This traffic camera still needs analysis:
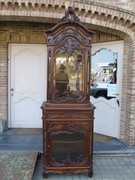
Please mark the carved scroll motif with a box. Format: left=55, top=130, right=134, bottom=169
left=49, top=154, right=88, bottom=167
left=74, top=29, right=86, bottom=44
left=88, top=37, right=92, bottom=46
left=52, top=91, right=85, bottom=103
left=55, top=37, right=82, bottom=58
left=49, top=27, right=87, bottom=46
left=53, top=29, right=66, bottom=44
left=46, top=122, right=88, bottom=135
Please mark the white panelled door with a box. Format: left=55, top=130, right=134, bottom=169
left=9, top=44, right=47, bottom=128
left=90, top=41, right=123, bottom=138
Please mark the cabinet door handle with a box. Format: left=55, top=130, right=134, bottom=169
left=117, top=100, right=120, bottom=107
left=11, top=88, right=14, bottom=96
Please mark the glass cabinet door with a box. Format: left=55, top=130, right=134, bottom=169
left=54, top=49, right=85, bottom=101
left=51, top=132, right=86, bottom=164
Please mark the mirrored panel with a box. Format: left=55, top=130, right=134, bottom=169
left=90, top=49, right=117, bottom=99
left=54, top=49, right=84, bottom=101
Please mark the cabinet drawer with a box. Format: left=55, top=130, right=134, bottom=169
left=44, top=111, right=93, bottom=120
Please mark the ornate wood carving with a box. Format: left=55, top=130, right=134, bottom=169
left=51, top=89, right=85, bottom=103
left=88, top=167, right=93, bottom=178
left=47, top=27, right=88, bottom=46
left=59, top=7, right=82, bottom=25
left=54, top=37, right=82, bottom=58
left=49, top=154, right=88, bottom=167
left=47, top=121, right=88, bottom=135
left=74, top=29, right=86, bottom=44
left=42, top=8, right=95, bottom=178
left=43, top=168, right=48, bottom=179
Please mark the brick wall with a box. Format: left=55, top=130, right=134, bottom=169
left=77, top=0, right=135, bottom=13
left=0, top=0, right=134, bottom=14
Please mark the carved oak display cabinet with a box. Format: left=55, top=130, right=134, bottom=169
left=41, top=8, right=95, bottom=178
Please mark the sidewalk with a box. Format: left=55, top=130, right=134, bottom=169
left=33, top=154, right=135, bottom=180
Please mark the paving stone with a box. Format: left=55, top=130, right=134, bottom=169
left=103, top=165, right=111, bottom=170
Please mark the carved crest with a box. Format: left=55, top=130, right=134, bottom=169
left=60, top=7, right=82, bottom=25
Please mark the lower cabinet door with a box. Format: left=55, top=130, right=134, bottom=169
left=46, top=121, right=90, bottom=167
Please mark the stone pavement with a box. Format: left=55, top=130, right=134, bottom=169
left=33, top=154, right=135, bottom=180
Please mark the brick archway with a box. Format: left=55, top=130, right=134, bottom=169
left=0, top=0, right=135, bottom=145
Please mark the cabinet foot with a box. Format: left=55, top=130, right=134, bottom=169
left=88, top=167, right=93, bottom=178
left=43, top=169, right=48, bottom=179
left=43, top=172, right=48, bottom=179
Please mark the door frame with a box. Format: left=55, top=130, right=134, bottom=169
left=8, top=43, right=47, bottom=128
left=91, top=40, right=124, bottom=138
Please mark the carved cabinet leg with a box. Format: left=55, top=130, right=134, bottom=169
left=43, top=168, right=48, bottom=179
left=88, top=166, right=93, bottom=178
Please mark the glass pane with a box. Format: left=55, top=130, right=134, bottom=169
left=91, top=49, right=117, bottom=99
left=51, top=132, right=86, bottom=164
left=54, top=50, right=84, bottom=100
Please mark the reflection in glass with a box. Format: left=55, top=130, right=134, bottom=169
left=90, top=49, right=117, bottom=99
left=56, top=64, right=69, bottom=95
left=54, top=50, right=84, bottom=99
